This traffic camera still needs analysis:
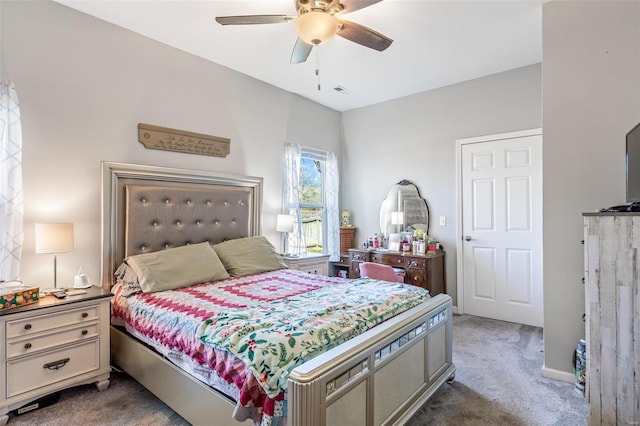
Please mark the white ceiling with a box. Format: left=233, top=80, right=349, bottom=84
left=55, top=0, right=544, bottom=112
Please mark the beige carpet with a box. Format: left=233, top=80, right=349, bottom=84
left=7, top=315, right=587, bottom=426
left=407, top=315, right=587, bottom=425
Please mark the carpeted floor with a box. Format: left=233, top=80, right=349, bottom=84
left=406, top=315, right=587, bottom=425
left=7, top=314, right=587, bottom=425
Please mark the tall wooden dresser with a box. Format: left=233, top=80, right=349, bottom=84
left=583, top=212, right=640, bottom=425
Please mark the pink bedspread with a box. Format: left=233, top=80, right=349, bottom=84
left=112, top=269, right=429, bottom=426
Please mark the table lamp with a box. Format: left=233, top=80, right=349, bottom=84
left=276, top=214, right=295, bottom=256
left=35, top=223, right=74, bottom=289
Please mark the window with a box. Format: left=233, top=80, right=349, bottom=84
left=282, top=144, right=339, bottom=261
left=299, top=154, right=326, bottom=254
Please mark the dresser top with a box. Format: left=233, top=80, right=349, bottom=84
left=282, top=253, right=330, bottom=260
left=0, top=285, right=111, bottom=316
left=583, top=212, right=640, bottom=216
left=349, top=248, right=444, bottom=258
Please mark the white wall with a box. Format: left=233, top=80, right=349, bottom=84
left=6, top=0, right=636, bottom=382
left=542, top=0, right=640, bottom=377
left=1, top=0, right=341, bottom=287
left=341, top=64, right=542, bottom=306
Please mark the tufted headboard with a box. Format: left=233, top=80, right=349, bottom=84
left=101, top=162, right=263, bottom=289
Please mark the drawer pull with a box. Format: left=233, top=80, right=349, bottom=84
left=408, top=261, right=418, bottom=268
left=81, top=312, right=89, bottom=318
left=81, top=329, right=88, bottom=336
left=413, top=276, right=419, bottom=281
left=24, top=343, right=32, bottom=350
left=43, top=358, right=70, bottom=370
left=24, top=324, right=32, bottom=330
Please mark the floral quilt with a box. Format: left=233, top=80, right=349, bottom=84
left=195, top=272, right=430, bottom=398
left=112, top=268, right=430, bottom=425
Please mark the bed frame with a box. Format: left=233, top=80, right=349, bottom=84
left=101, top=162, right=455, bottom=426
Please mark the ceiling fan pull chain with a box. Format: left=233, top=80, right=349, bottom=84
left=316, top=48, right=321, bottom=91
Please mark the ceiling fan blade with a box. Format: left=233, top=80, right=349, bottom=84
left=215, top=15, right=294, bottom=25
left=291, top=38, right=313, bottom=64
left=336, top=0, right=383, bottom=15
left=336, top=19, right=393, bottom=51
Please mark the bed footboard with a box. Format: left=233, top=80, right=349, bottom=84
left=111, top=294, right=453, bottom=426
left=288, top=293, right=454, bottom=426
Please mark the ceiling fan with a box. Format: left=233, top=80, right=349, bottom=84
left=215, top=0, right=393, bottom=64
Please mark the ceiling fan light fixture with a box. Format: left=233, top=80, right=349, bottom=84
left=295, top=11, right=339, bottom=45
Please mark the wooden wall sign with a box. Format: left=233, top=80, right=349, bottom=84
left=138, top=123, right=230, bottom=158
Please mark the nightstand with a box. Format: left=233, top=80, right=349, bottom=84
left=0, top=286, right=111, bottom=424
left=282, top=253, right=330, bottom=276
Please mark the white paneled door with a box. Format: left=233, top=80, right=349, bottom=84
left=458, top=129, right=542, bottom=327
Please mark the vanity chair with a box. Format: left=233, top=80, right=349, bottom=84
left=359, top=262, right=404, bottom=282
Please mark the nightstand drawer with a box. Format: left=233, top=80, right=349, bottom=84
left=7, top=339, right=99, bottom=398
left=7, top=323, right=99, bottom=358
left=283, top=254, right=330, bottom=276
left=297, top=263, right=328, bottom=276
left=7, top=305, right=99, bottom=338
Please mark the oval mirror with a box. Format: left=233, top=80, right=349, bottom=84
left=379, top=180, right=430, bottom=238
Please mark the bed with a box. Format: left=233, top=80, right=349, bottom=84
left=101, top=161, right=455, bottom=426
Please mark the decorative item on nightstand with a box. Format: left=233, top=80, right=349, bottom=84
left=35, top=223, right=73, bottom=290
left=73, top=266, right=91, bottom=289
left=0, top=283, right=39, bottom=311
left=276, top=214, right=296, bottom=257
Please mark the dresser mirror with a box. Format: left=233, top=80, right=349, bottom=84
left=379, top=180, right=430, bottom=238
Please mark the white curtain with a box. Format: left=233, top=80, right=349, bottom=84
left=282, top=143, right=306, bottom=256
left=325, top=151, right=339, bottom=261
left=0, top=81, right=24, bottom=280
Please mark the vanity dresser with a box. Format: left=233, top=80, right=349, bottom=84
left=349, top=249, right=446, bottom=296
left=358, top=179, right=445, bottom=295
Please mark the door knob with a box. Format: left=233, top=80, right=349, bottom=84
left=464, top=236, right=472, bottom=241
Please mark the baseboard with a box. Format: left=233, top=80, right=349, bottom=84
left=452, top=305, right=459, bottom=315
left=541, top=365, right=575, bottom=383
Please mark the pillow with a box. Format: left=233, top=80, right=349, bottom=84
left=212, top=236, right=286, bottom=277
left=125, top=242, right=229, bottom=293
left=114, top=262, right=143, bottom=297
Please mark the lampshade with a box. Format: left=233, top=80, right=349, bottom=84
left=35, top=223, right=74, bottom=254
left=276, top=214, right=295, bottom=233
left=391, top=211, right=404, bottom=226
left=295, top=11, right=339, bottom=45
